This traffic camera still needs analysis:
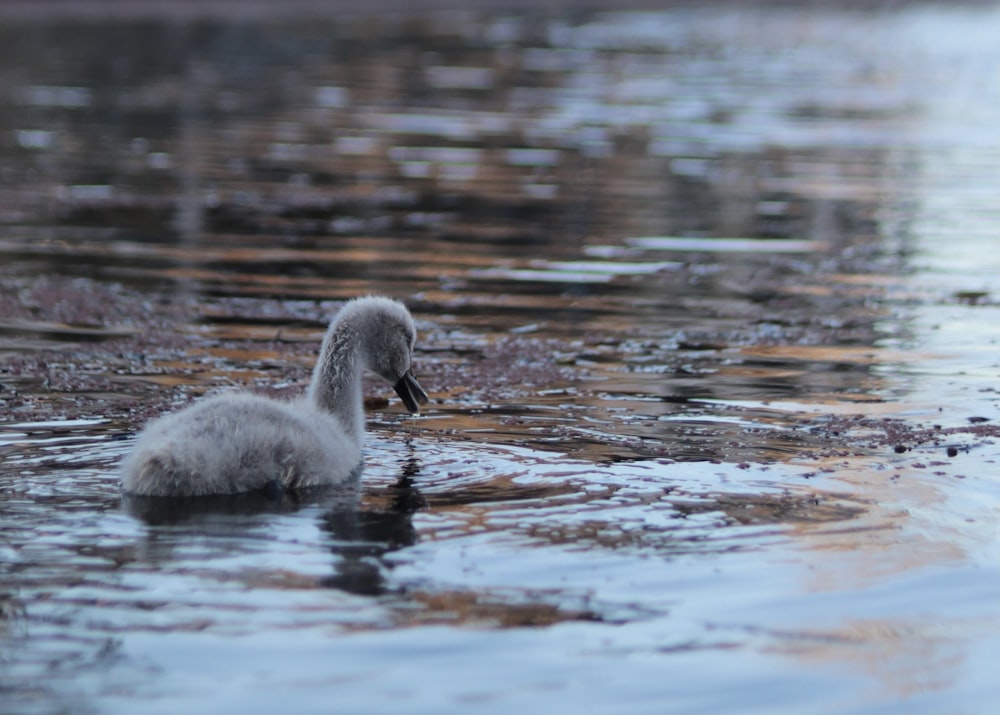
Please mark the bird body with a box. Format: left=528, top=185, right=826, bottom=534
left=121, top=296, right=427, bottom=497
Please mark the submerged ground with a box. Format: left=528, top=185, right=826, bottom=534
left=1, top=3, right=999, bottom=714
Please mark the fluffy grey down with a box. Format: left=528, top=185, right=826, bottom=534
left=120, top=296, right=427, bottom=497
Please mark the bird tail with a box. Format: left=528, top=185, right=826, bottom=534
left=122, top=452, right=198, bottom=497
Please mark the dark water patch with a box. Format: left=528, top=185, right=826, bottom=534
left=121, top=484, right=358, bottom=526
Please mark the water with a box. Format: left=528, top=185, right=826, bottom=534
left=2, top=3, right=999, bottom=714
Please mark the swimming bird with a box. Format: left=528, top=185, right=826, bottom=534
left=120, top=296, right=428, bottom=497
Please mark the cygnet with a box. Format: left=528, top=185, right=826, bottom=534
left=121, top=296, right=428, bottom=497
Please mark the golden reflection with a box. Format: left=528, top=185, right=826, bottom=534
left=386, top=588, right=601, bottom=629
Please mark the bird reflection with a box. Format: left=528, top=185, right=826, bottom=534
left=319, top=454, right=425, bottom=596
left=120, top=482, right=359, bottom=525
left=119, top=451, right=424, bottom=595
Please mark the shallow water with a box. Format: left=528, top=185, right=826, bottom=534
left=2, top=3, right=999, bottom=714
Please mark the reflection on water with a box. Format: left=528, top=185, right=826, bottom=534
left=2, top=3, right=1000, bottom=714
left=319, top=455, right=422, bottom=596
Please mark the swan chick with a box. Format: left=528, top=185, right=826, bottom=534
left=120, top=296, right=428, bottom=497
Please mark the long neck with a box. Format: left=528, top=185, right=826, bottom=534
left=307, top=318, right=365, bottom=443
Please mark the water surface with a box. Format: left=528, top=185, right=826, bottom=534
left=2, top=4, right=999, bottom=714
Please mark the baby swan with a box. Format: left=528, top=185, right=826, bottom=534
left=121, top=296, right=428, bottom=497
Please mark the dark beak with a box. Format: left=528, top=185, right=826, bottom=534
left=393, top=371, right=429, bottom=414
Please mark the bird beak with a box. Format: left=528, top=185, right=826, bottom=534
left=394, top=371, right=429, bottom=414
